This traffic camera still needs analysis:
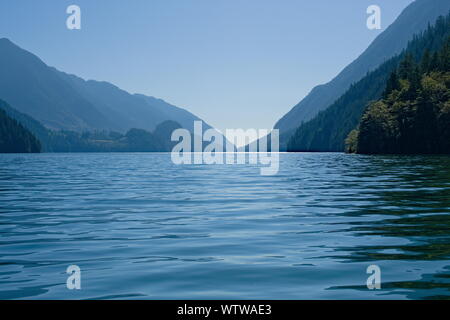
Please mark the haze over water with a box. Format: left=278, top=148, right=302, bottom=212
left=0, top=153, right=449, bottom=299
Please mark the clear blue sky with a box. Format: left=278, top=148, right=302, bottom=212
left=0, top=0, right=414, bottom=132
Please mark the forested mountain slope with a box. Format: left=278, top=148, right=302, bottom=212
left=288, top=12, right=450, bottom=152
left=276, top=0, right=450, bottom=149
left=0, top=100, right=40, bottom=153
left=348, top=37, right=450, bottom=154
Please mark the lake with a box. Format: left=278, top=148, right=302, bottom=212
left=0, top=153, right=449, bottom=299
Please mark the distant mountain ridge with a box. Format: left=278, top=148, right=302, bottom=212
left=0, top=98, right=186, bottom=152
left=0, top=38, right=212, bottom=134
left=275, top=0, right=450, bottom=149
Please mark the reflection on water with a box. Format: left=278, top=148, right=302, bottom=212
left=325, top=155, right=450, bottom=299
left=0, top=153, right=449, bottom=299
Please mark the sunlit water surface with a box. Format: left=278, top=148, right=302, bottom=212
left=0, top=153, right=449, bottom=299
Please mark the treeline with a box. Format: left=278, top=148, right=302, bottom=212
left=0, top=99, right=182, bottom=153
left=347, top=37, right=450, bottom=154
left=288, top=12, right=450, bottom=152
left=41, top=121, right=183, bottom=153
left=0, top=107, right=41, bottom=153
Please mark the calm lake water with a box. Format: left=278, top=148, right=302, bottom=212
left=0, top=153, right=449, bottom=300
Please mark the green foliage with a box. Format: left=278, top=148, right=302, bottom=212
left=355, top=39, right=450, bottom=154
left=383, top=71, right=400, bottom=99
left=125, top=128, right=163, bottom=152
left=288, top=11, right=450, bottom=152
left=0, top=99, right=182, bottom=152
left=0, top=106, right=41, bottom=153
left=344, top=129, right=359, bottom=154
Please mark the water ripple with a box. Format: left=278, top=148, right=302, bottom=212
left=0, top=153, right=449, bottom=299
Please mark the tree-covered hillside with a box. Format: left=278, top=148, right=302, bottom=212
left=276, top=0, right=450, bottom=147
left=0, top=99, right=183, bottom=152
left=347, top=37, right=450, bottom=154
left=0, top=104, right=40, bottom=153
left=288, top=12, right=450, bottom=152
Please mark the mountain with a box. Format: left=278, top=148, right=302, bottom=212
left=275, top=0, right=450, bottom=149
left=153, top=120, right=186, bottom=151
left=0, top=99, right=184, bottom=152
left=350, top=37, right=450, bottom=154
left=288, top=12, right=450, bottom=152
left=0, top=100, right=40, bottom=153
left=57, top=71, right=213, bottom=133
left=0, top=38, right=212, bottom=134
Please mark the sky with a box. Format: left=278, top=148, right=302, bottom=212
left=0, top=0, right=414, bottom=132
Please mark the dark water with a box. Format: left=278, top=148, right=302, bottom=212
left=0, top=153, right=449, bottom=300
